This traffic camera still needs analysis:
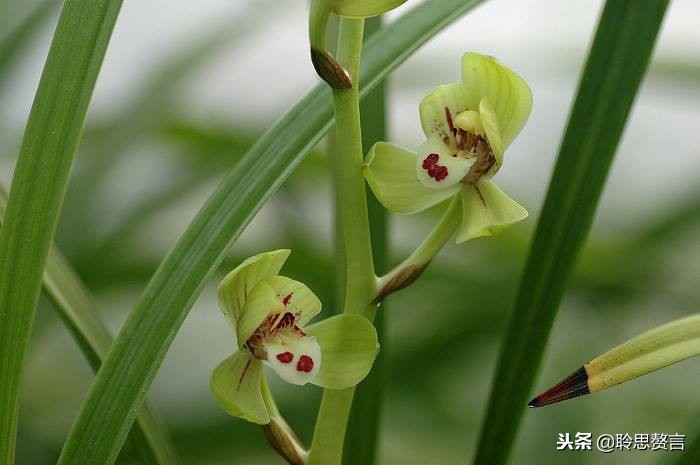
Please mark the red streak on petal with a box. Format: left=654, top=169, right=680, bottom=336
left=296, top=355, right=314, bottom=373
left=445, top=107, right=455, bottom=133
left=274, top=312, right=295, bottom=331
left=276, top=352, right=294, bottom=364
left=282, top=293, right=293, bottom=306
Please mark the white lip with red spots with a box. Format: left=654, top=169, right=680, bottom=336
left=416, top=136, right=475, bottom=189
left=246, top=310, right=321, bottom=386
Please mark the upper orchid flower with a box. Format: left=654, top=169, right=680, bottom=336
left=210, top=249, right=379, bottom=425
left=364, top=52, right=533, bottom=242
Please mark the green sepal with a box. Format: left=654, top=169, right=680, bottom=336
left=210, top=350, right=269, bottom=425
left=363, top=142, right=460, bottom=214
left=305, top=314, right=379, bottom=389
left=460, top=52, right=532, bottom=149
left=218, top=249, right=290, bottom=328
left=456, top=180, right=528, bottom=243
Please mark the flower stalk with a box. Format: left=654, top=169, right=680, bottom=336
left=307, top=17, right=375, bottom=465
left=261, top=375, right=308, bottom=465
left=373, top=196, right=461, bottom=303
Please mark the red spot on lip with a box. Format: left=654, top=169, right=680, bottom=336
left=282, top=293, right=293, bottom=306
left=296, top=355, right=314, bottom=373
left=422, top=153, right=439, bottom=169
left=422, top=153, right=448, bottom=181
left=276, top=352, right=294, bottom=364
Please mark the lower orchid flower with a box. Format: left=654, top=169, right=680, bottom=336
left=210, top=249, right=379, bottom=425
left=364, top=52, right=533, bottom=242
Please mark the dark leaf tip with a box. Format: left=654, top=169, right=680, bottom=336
left=528, top=366, right=590, bottom=408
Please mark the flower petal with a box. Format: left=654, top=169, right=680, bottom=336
left=210, top=349, right=269, bottom=425
left=457, top=180, right=528, bottom=243
left=263, top=333, right=322, bottom=386
left=460, top=52, right=532, bottom=149
left=478, top=97, right=504, bottom=174
left=236, top=280, right=284, bottom=348
left=364, top=142, right=460, bottom=214
left=332, top=0, right=407, bottom=17
left=419, top=83, right=470, bottom=141
left=262, top=275, right=322, bottom=327
left=416, top=137, right=474, bottom=189
left=218, top=250, right=290, bottom=328
left=304, top=314, right=379, bottom=389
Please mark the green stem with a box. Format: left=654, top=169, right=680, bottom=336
left=261, top=374, right=308, bottom=465
left=307, top=17, right=372, bottom=465
left=374, top=196, right=461, bottom=302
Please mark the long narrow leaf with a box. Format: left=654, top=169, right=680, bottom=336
left=343, top=16, right=388, bottom=465
left=0, top=0, right=124, bottom=462
left=57, top=1, right=486, bottom=464
left=0, top=187, right=180, bottom=465
left=474, top=1, right=669, bottom=464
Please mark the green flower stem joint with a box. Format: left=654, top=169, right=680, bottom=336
left=366, top=52, right=533, bottom=301
left=309, top=0, right=406, bottom=88
left=210, top=250, right=379, bottom=464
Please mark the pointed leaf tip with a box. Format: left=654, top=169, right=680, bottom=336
left=529, top=366, right=590, bottom=408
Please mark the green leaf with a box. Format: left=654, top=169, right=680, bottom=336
left=210, top=350, right=268, bottom=425
left=363, top=141, right=459, bottom=214
left=43, top=252, right=181, bottom=465
left=57, top=1, right=485, bottom=463
left=345, top=17, right=388, bottom=463
left=474, top=2, right=670, bottom=465
left=531, top=313, right=700, bottom=407
left=663, top=415, right=700, bottom=465
left=585, top=313, right=700, bottom=393
left=305, top=314, right=380, bottom=389
left=0, top=186, right=180, bottom=465
left=0, top=0, right=124, bottom=461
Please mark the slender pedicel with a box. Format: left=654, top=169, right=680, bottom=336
left=529, top=313, right=700, bottom=408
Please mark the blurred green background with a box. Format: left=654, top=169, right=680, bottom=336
left=1, top=0, right=699, bottom=464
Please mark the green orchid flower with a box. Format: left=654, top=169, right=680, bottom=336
left=364, top=52, right=533, bottom=242
left=210, top=249, right=379, bottom=425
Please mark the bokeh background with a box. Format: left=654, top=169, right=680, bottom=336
left=1, top=0, right=699, bottom=464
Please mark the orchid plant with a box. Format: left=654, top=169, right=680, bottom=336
left=209, top=4, right=534, bottom=464
left=0, top=1, right=678, bottom=465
